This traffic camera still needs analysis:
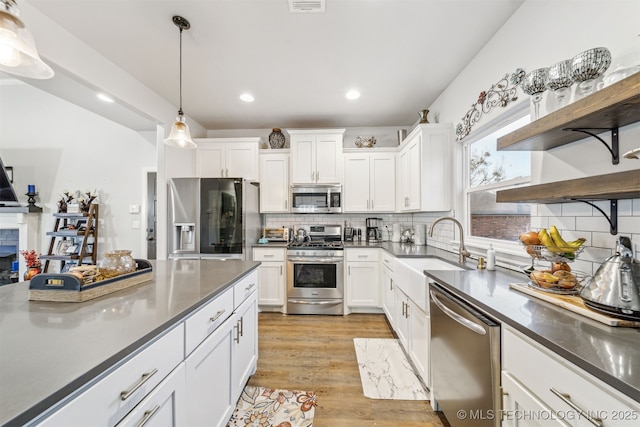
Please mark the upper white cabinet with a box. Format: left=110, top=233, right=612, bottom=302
left=343, top=149, right=396, bottom=212
left=397, top=124, right=453, bottom=212
left=259, top=150, right=289, bottom=213
left=194, top=138, right=261, bottom=181
left=288, top=129, right=345, bottom=184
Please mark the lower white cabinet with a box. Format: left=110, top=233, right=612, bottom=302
left=253, top=247, right=286, bottom=308
left=388, top=258, right=431, bottom=388
left=37, top=325, right=185, bottom=427
left=502, top=325, right=640, bottom=427
left=185, top=270, right=259, bottom=427
left=381, top=252, right=396, bottom=327
left=185, top=317, right=235, bottom=427
left=345, top=248, right=380, bottom=311
left=116, top=363, right=187, bottom=427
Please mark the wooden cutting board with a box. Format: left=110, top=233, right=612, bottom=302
left=509, top=283, right=640, bottom=327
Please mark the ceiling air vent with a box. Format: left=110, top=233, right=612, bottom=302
left=289, top=0, right=325, bottom=13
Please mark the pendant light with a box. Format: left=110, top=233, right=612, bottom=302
left=0, top=0, right=54, bottom=79
left=164, top=15, right=196, bottom=149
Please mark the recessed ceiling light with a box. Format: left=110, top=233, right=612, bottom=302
left=240, top=93, right=255, bottom=102
left=345, top=90, right=360, bottom=100
left=97, top=93, right=114, bottom=103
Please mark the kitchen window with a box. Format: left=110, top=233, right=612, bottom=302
left=464, top=115, right=531, bottom=242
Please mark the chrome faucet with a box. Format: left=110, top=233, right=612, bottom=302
left=428, top=216, right=471, bottom=264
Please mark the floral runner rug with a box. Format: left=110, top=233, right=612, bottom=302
left=354, top=338, right=428, bottom=400
left=226, top=385, right=317, bottom=427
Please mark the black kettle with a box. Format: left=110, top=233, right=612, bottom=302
left=580, top=236, right=640, bottom=320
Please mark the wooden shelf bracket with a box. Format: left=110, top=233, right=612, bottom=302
left=563, top=127, right=619, bottom=165
left=570, top=198, right=618, bottom=235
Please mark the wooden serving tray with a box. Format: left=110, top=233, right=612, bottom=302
left=509, top=283, right=640, bottom=328
left=29, top=260, right=153, bottom=303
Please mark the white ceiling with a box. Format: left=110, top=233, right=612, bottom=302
left=26, top=0, right=525, bottom=131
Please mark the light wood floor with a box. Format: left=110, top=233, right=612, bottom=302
left=247, top=312, right=449, bottom=427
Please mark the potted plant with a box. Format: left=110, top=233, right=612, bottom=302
left=20, top=250, right=42, bottom=281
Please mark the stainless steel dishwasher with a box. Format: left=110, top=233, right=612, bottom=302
left=429, top=282, right=501, bottom=427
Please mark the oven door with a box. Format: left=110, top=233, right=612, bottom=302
left=287, top=256, right=344, bottom=314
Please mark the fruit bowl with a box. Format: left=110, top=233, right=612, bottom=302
left=528, top=269, right=590, bottom=295
left=522, top=243, right=584, bottom=263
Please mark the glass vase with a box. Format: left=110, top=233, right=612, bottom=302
left=99, top=250, right=135, bottom=278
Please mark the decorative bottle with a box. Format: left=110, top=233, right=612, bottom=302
left=487, top=244, right=496, bottom=270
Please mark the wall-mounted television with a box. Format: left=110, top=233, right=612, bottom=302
left=0, top=156, right=20, bottom=206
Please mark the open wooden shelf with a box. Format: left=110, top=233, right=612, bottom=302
left=497, top=72, right=640, bottom=151
left=496, top=170, right=640, bottom=204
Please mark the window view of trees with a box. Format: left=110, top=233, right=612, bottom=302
left=466, top=116, right=531, bottom=241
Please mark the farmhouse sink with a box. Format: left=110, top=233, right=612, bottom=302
left=395, top=257, right=467, bottom=312
left=398, top=257, right=467, bottom=273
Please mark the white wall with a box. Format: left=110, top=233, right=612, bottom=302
left=428, top=0, right=640, bottom=272
left=0, top=83, right=156, bottom=260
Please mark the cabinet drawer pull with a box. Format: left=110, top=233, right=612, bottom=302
left=134, top=404, right=160, bottom=427
left=264, top=254, right=274, bottom=258
left=239, top=316, right=244, bottom=337
left=234, top=324, right=240, bottom=343
left=358, top=255, right=368, bottom=258
left=550, top=388, right=603, bottom=427
left=245, top=283, right=255, bottom=292
left=210, top=309, right=226, bottom=322
left=120, top=368, right=158, bottom=401
left=280, top=265, right=283, bottom=275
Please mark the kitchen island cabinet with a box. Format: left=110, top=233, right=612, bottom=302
left=0, top=259, right=260, bottom=427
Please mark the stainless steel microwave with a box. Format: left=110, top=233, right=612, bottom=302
left=290, top=184, right=341, bottom=213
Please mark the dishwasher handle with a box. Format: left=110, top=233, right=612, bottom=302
left=430, top=290, right=487, bottom=335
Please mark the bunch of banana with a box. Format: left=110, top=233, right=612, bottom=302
left=538, top=226, right=586, bottom=258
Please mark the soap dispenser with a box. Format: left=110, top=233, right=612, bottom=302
left=487, top=244, right=496, bottom=270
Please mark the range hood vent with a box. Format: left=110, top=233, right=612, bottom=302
left=289, top=0, right=325, bottom=13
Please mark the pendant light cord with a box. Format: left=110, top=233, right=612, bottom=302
left=178, top=26, right=184, bottom=116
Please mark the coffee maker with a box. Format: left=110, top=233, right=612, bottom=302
left=366, top=218, right=382, bottom=243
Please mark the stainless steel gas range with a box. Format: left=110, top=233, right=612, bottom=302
left=287, top=225, right=344, bottom=315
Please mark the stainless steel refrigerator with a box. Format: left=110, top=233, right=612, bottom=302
left=168, top=178, right=261, bottom=260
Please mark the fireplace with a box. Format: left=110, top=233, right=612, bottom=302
left=0, top=209, right=42, bottom=283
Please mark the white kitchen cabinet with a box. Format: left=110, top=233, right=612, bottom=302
left=231, top=290, right=258, bottom=399
left=343, top=150, right=395, bottom=212
left=194, top=138, right=261, bottom=181
left=503, top=325, right=640, bottom=427
left=288, top=129, right=344, bottom=184
left=185, top=316, right=235, bottom=427
left=393, top=288, right=429, bottom=387
left=185, top=270, right=258, bottom=427
left=37, top=326, right=185, bottom=427
left=502, top=371, right=569, bottom=427
left=116, top=363, right=187, bottom=427
left=253, top=247, right=286, bottom=309
left=397, top=124, right=453, bottom=212
left=380, top=252, right=396, bottom=328
left=345, top=248, right=380, bottom=312
left=259, top=151, right=289, bottom=212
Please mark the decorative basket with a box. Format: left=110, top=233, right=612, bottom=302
left=28, top=259, right=152, bottom=303
left=522, top=243, right=584, bottom=263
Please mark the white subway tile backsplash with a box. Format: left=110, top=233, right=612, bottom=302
left=561, top=202, right=592, bottom=216
left=538, top=204, right=562, bottom=216
left=576, top=216, right=611, bottom=233
left=618, top=216, right=640, bottom=234
left=617, top=199, right=633, bottom=216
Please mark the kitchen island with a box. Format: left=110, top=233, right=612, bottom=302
left=0, top=259, right=260, bottom=427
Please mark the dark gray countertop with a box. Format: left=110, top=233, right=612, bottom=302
left=0, top=259, right=260, bottom=427
left=377, top=243, right=640, bottom=404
